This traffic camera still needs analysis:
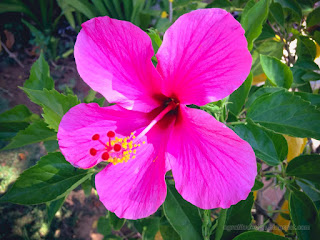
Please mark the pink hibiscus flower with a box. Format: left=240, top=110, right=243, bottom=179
left=58, top=8, right=256, bottom=219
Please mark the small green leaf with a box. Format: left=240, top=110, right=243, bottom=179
left=274, top=0, right=302, bottom=17
left=260, top=55, right=293, bottom=89
left=109, top=212, right=125, bottom=230
left=97, top=216, right=112, bottom=236
left=139, top=217, right=160, bottom=240
left=0, top=105, right=34, bottom=140
left=1, top=121, right=56, bottom=151
left=206, top=0, right=233, bottom=8
left=148, top=28, right=162, bottom=54
left=24, top=52, right=54, bottom=91
left=233, top=231, right=288, bottom=240
left=286, top=155, right=320, bottom=184
left=247, top=90, right=320, bottom=140
left=228, top=73, right=252, bottom=116
left=0, top=152, right=93, bottom=204
left=163, top=182, right=202, bottom=240
left=63, top=0, right=97, bottom=19
left=22, top=88, right=80, bottom=131
left=291, top=60, right=320, bottom=86
left=47, top=196, right=66, bottom=224
left=252, top=180, right=264, bottom=191
left=251, top=40, right=284, bottom=76
left=269, top=2, right=284, bottom=26
left=221, top=193, right=254, bottom=240
left=0, top=105, right=33, bottom=122
left=307, top=6, right=320, bottom=27
left=297, top=36, right=317, bottom=61
left=289, top=188, right=320, bottom=240
left=159, top=216, right=180, bottom=240
left=233, top=121, right=287, bottom=166
left=241, top=0, right=270, bottom=50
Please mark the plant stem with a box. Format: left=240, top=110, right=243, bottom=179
left=215, top=209, right=227, bottom=240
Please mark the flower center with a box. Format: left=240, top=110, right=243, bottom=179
left=89, top=100, right=179, bottom=165
left=89, top=130, right=145, bottom=165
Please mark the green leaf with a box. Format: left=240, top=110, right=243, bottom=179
left=246, top=87, right=282, bottom=108
left=0, top=0, right=37, bottom=21
left=247, top=90, right=320, bottom=140
left=289, top=188, right=320, bottom=240
left=297, top=36, right=317, bottom=60
left=241, top=0, right=270, bottom=50
left=294, top=92, right=320, bottom=109
left=139, top=217, right=160, bottom=240
left=0, top=152, right=93, bottom=204
left=286, top=155, right=320, bottom=184
left=228, top=73, right=252, bottom=116
left=64, top=0, right=97, bottom=19
left=24, top=52, right=54, bottom=91
left=0, top=105, right=34, bottom=140
left=159, top=216, right=180, bottom=240
left=269, top=2, right=284, bottom=26
left=297, top=180, right=320, bottom=202
left=221, top=193, right=254, bottom=240
left=233, top=231, right=288, bottom=240
left=206, top=0, right=233, bottom=8
left=260, top=55, right=293, bottom=89
left=291, top=60, right=320, bottom=86
left=1, top=121, right=56, bottom=151
left=109, top=212, right=125, bottom=230
left=307, top=6, right=320, bottom=27
left=46, top=196, right=66, bottom=224
left=0, top=105, right=33, bottom=122
left=22, top=88, right=80, bottom=131
left=252, top=179, right=264, bottom=191
left=163, top=182, right=202, bottom=240
left=251, top=40, right=284, bottom=76
left=233, top=120, right=287, bottom=166
left=274, top=0, right=302, bottom=17
left=97, top=216, right=112, bottom=236
left=148, top=28, right=162, bottom=54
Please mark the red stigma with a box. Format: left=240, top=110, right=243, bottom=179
left=107, top=131, right=115, bottom=138
left=90, top=148, right=97, bottom=156
left=114, top=144, right=121, bottom=152
left=102, top=152, right=110, bottom=160
left=92, top=134, right=100, bottom=140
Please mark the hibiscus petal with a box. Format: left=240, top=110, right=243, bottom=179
left=167, top=106, right=256, bottom=209
left=156, top=9, right=252, bottom=105
left=58, top=103, right=150, bottom=169
left=75, top=17, right=163, bottom=112
left=95, top=125, right=171, bottom=219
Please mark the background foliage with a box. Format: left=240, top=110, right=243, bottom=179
left=1, top=0, right=320, bottom=239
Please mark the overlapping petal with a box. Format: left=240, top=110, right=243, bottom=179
left=156, top=8, right=252, bottom=105
left=167, top=106, right=256, bottom=209
left=96, top=125, right=172, bottom=219
left=58, top=103, right=150, bottom=169
left=74, top=17, right=163, bottom=112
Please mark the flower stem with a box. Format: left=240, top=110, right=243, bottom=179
left=215, top=209, right=227, bottom=240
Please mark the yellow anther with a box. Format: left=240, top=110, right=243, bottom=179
left=129, top=150, right=132, bottom=153
left=134, top=144, right=137, bottom=147
left=138, top=144, right=141, bottom=147
left=142, top=141, right=146, bottom=144
left=132, top=156, right=136, bottom=159
left=132, top=136, right=136, bottom=139
left=133, top=149, right=137, bottom=154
